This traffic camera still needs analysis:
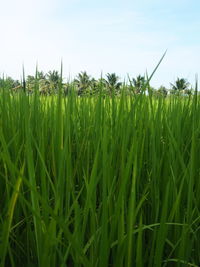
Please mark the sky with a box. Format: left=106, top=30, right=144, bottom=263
left=0, top=0, right=200, bottom=88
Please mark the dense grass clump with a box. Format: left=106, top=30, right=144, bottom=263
left=0, top=89, right=200, bottom=267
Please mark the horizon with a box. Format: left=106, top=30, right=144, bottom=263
left=0, top=0, right=199, bottom=88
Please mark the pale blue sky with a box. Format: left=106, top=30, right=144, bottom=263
left=0, top=0, right=199, bottom=88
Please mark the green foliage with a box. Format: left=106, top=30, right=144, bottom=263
left=0, top=90, right=200, bottom=266
left=1, top=69, right=197, bottom=98
left=170, top=78, right=191, bottom=96
left=74, top=71, right=92, bottom=95
left=156, top=86, right=168, bottom=97
left=104, top=73, right=122, bottom=94
left=131, top=75, right=146, bottom=94
left=171, top=78, right=190, bottom=91
left=0, top=76, right=20, bottom=90
left=46, top=70, right=61, bottom=91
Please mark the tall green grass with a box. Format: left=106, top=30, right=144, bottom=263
left=0, top=89, right=200, bottom=266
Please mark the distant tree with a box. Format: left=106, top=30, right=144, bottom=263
left=46, top=70, right=60, bottom=92
left=170, top=78, right=189, bottom=91
left=63, top=83, right=73, bottom=96
left=37, top=71, right=46, bottom=80
left=184, top=88, right=193, bottom=96
left=0, top=76, right=20, bottom=90
left=148, top=86, right=157, bottom=96
left=89, top=78, right=99, bottom=95
left=131, top=75, right=146, bottom=94
left=74, top=71, right=92, bottom=95
left=26, top=75, right=35, bottom=82
left=92, top=77, right=108, bottom=96
left=157, top=85, right=168, bottom=97
left=104, top=73, right=121, bottom=95
left=26, top=75, right=35, bottom=93
left=39, top=79, right=50, bottom=95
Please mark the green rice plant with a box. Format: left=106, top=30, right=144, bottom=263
left=0, top=83, right=200, bottom=266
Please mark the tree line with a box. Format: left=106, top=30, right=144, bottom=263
left=0, top=71, right=195, bottom=96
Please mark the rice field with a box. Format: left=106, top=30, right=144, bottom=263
left=0, top=88, right=200, bottom=266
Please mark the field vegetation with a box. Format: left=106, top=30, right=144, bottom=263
left=0, top=69, right=200, bottom=266
left=0, top=67, right=195, bottom=97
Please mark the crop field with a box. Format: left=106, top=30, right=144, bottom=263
left=0, top=89, right=200, bottom=266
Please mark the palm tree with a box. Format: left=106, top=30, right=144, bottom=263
left=105, top=73, right=121, bottom=95
left=47, top=70, right=61, bottom=92
left=74, top=71, right=91, bottom=95
left=131, top=75, right=146, bottom=94
left=170, top=78, right=189, bottom=91
left=90, top=78, right=99, bottom=95
left=37, top=71, right=46, bottom=80
left=26, top=75, right=35, bottom=93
